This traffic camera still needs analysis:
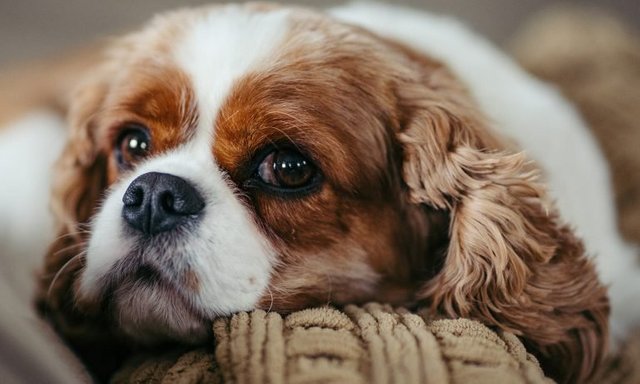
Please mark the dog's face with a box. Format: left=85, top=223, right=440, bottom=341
left=41, top=4, right=608, bottom=382
left=52, top=4, right=451, bottom=344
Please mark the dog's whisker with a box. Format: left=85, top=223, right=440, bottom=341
left=52, top=241, right=87, bottom=257
left=324, top=271, right=333, bottom=307
left=266, top=285, right=274, bottom=314
left=46, top=251, right=86, bottom=304
left=50, top=230, right=91, bottom=243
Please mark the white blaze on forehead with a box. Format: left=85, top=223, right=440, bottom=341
left=173, top=5, right=291, bottom=143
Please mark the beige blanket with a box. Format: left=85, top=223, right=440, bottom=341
left=112, top=304, right=551, bottom=384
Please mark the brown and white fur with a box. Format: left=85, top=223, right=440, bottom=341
left=2, top=2, right=637, bottom=383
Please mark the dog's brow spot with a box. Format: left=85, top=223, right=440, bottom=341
left=249, top=277, right=257, bottom=285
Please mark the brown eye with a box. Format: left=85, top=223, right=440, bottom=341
left=256, top=149, right=318, bottom=191
left=115, top=125, right=151, bottom=169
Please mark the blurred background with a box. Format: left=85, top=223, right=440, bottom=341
left=1, top=0, right=639, bottom=67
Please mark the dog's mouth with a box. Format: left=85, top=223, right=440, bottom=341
left=77, top=223, right=272, bottom=345
left=80, top=260, right=212, bottom=345
left=119, top=268, right=212, bottom=344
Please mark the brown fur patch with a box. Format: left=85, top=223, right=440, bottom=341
left=76, top=61, right=197, bottom=185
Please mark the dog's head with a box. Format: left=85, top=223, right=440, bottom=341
left=39, top=4, right=608, bottom=382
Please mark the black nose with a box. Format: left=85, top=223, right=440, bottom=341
left=122, top=172, right=205, bottom=235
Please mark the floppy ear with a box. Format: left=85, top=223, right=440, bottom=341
left=35, top=67, right=128, bottom=381
left=396, top=77, right=609, bottom=383
left=38, top=67, right=109, bottom=311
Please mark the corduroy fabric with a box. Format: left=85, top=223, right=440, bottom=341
left=114, top=304, right=552, bottom=384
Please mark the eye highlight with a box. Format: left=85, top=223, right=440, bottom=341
left=115, top=125, right=151, bottom=169
left=249, top=148, right=321, bottom=195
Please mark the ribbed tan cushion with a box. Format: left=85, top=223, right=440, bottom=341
left=113, top=304, right=552, bottom=384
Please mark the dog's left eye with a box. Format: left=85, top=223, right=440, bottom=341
left=115, top=125, right=151, bottom=169
left=255, top=149, right=319, bottom=192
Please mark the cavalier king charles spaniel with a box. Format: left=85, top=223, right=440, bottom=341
left=10, top=2, right=635, bottom=382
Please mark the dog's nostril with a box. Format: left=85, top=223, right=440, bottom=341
left=123, top=186, right=144, bottom=207
left=122, top=172, right=205, bottom=235
left=160, top=191, right=175, bottom=213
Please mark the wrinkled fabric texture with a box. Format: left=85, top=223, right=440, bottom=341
left=112, top=306, right=640, bottom=384
left=113, top=304, right=552, bottom=384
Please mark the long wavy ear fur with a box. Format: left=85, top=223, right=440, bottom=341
left=38, top=64, right=108, bottom=309
left=36, top=67, right=128, bottom=380
left=395, top=68, right=609, bottom=383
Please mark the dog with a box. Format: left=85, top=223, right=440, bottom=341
left=2, top=2, right=631, bottom=382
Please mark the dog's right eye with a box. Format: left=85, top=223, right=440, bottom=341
left=115, top=125, right=151, bottom=169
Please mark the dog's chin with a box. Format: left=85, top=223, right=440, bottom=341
left=110, top=273, right=212, bottom=345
